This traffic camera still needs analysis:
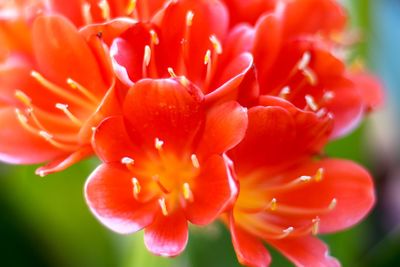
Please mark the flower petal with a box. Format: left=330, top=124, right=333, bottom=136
left=32, top=15, right=108, bottom=98
left=93, top=116, right=142, bottom=163
left=185, top=155, right=237, bottom=225
left=351, top=72, right=385, bottom=112
left=144, top=209, right=188, bottom=257
left=85, top=163, right=158, bottom=234
left=123, top=78, right=204, bottom=153
left=0, top=106, right=65, bottom=164
left=230, top=214, right=272, bottom=267
left=196, top=101, right=247, bottom=158
left=269, top=236, right=340, bottom=267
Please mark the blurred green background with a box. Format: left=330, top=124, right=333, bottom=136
left=1, top=0, right=400, bottom=266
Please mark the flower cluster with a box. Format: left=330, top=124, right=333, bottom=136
left=0, top=0, right=383, bottom=266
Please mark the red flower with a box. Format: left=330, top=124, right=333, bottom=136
left=80, top=0, right=254, bottom=103
left=85, top=78, right=247, bottom=256
left=226, top=97, right=375, bottom=267
left=226, top=0, right=383, bottom=138
left=0, top=15, right=118, bottom=175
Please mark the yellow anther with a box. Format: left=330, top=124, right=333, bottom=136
left=149, top=30, right=159, bottom=45
left=167, top=67, right=177, bottom=78
left=126, top=0, right=136, bottom=15
left=182, top=182, right=194, bottom=202
left=209, top=35, right=222, bottom=54
left=312, top=217, right=320, bottom=235
left=270, top=198, right=278, bottom=211
left=305, top=94, right=318, bottom=112
left=314, top=168, right=324, bottom=182
left=158, top=198, right=168, bottom=216
left=121, top=157, right=134, bottom=165
left=155, top=137, right=164, bottom=150
left=279, top=86, right=291, bottom=99
left=329, top=198, right=337, bottom=210
left=299, top=175, right=312, bottom=182
left=298, top=51, right=311, bottom=70
left=204, top=49, right=211, bottom=65
left=144, top=45, right=151, bottom=67
left=283, top=226, right=294, bottom=235
left=191, top=154, right=200, bottom=169
left=15, top=90, right=32, bottom=107
left=98, top=0, right=111, bottom=20
left=186, top=10, right=194, bottom=27
left=132, top=177, right=141, bottom=199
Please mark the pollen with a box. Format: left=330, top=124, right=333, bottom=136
left=302, top=68, right=318, bottom=85
left=299, top=175, right=312, bottom=182
left=209, top=35, right=222, bottom=54
left=283, top=226, right=294, bottom=235
left=186, top=10, right=194, bottom=27
left=98, top=0, right=111, bottom=21
left=204, top=49, right=211, bottom=65
left=182, top=182, right=194, bottom=202
left=154, top=137, right=164, bottom=150
left=167, top=67, right=177, bottom=78
left=144, top=45, right=151, bottom=67
left=191, top=154, right=200, bottom=169
left=279, top=86, right=291, bottom=99
left=121, top=157, right=135, bottom=165
left=158, top=198, right=169, bottom=216
left=149, top=30, right=159, bottom=45
left=298, top=51, right=311, bottom=70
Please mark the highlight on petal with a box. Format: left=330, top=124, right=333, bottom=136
left=269, top=236, right=340, bottom=267
left=85, top=163, right=158, bottom=234
left=144, top=209, right=188, bottom=257
left=230, top=214, right=272, bottom=267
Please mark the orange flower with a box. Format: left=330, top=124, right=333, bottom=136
left=85, top=78, right=247, bottom=256
left=226, top=98, right=375, bottom=267
left=0, top=15, right=118, bottom=175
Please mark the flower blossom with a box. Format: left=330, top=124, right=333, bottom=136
left=0, top=14, right=118, bottom=175
left=226, top=97, right=375, bottom=267
left=85, top=78, right=247, bottom=256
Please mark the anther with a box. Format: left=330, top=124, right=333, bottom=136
left=132, top=177, right=141, bottom=199
left=98, top=0, right=111, bottom=20
left=302, top=68, right=318, bottom=85
left=283, top=226, right=294, bottom=235
left=15, top=90, right=32, bottom=107
left=182, top=182, right=194, bottom=202
left=191, top=154, right=200, bottom=169
left=312, top=217, right=320, bottom=235
left=179, top=76, right=190, bottom=87
left=314, top=168, right=324, bottom=182
left=66, top=78, right=99, bottom=104
left=149, top=30, right=159, bottom=45
left=279, top=86, right=291, bottom=99
left=158, top=198, right=168, bottom=216
left=305, top=94, right=318, bottom=112
left=204, top=49, right=211, bottom=65
left=167, top=67, right=177, bottom=78
left=39, top=130, right=53, bottom=141
left=209, top=35, right=222, bottom=54
left=298, top=51, right=311, bottom=70
left=121, top=157, right=134, bottom=165
left=55, top=103, right=82, bottom=126
left=144, top=45, right=151, bottom=67
left=126, top=0, right=137, bottom=15
left=82, top=2, right=93, bottom=24
left=299, top=175, right=312, bottom=182
left=329, top=198, right=337, bottom=210
left=15, top=109, right=28, bottom=123
left=154, top=137, right=164, bottom=150
left=269, top=198, right=278, bottom=211
left=316, top=108, right=328, bottom=118
left=323, top=91, right=335, bottom=101
left=186, top=10, right=194, bottom=27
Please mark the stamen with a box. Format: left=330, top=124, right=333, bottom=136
left=204, top=49, right=211, bottom=65
left=158, top=198, right=169, bottom=216
left=209, top=35, right=222, bottom=54
left=144, top=45, right=151, bottom=67
left=126, top=0, right=136, bottom=15
left=312, top=217, right=320, bottom=235
left=167, top=67, right=177, bottom=78
left=323, top=91, right=335, bottom=101
left=191, top=154, right=200, bottom=169
left=154, top=137, right=164, bottom=150
left=55, top=103, right=82, bottom=126
left=299, top=175, right=312, bottom=182
left=302, top=68, right=318, bottom=85
left=186, top=10, right=194, bottom=27
left=179, top=76, right=190, bottom=87
left=282, top=226, right=294, bottom=236
left=298, top=51, right=311, bottom=70
left=182, top=182, right=194, bottom=202
left=15, top=90, right=32, bottom=107
left=121, top=157, right=134, bottom=165
left=279, top=86, right=291, bottom=99
left=269, top=198, right=278, bottom=211
left=305, top=94, right=318, bottom=111
left=329, top=198, right=337, bottom=210
left=82, top=2, right=93, bottom=24
left=39, top=130, right=53, bottom=140
left=316, top=108, right=328, bottom=118
left=314, top=168, right=324, bottom=182
left=132, top=177, right=141, bottom=199
left=98, top=0, right=111, bottom=20
left=149, top=30, right=159, bottom=45
left=66, top=78, right=99, bottom=105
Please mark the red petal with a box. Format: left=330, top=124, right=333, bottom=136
left=269, top=236, right=340, bottom=267
left=35, top=145, right=93, bottom=176
left=123, top=78, right=204, bottom=153
left=144, top=209, right=188, bottom=257
left=223, top=0, right=276, bottom=25
left=272, top=159, right=375, bottom=233
left=230, top=214, right=272, bottom=267
left=185, top=155, right=237, bottom=225
left=93, top=116, right=142, bottom=163
left=196, top=101, right=248, bottom=158
left=0, top=106, right=65, bottom=164
left=48, top=0, right=85, bottom=27
left=351, top=72, right=385, bottom=111
left=85, top=163, right=158, bottom=234
left=32, top=15, right=108, bottom=99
